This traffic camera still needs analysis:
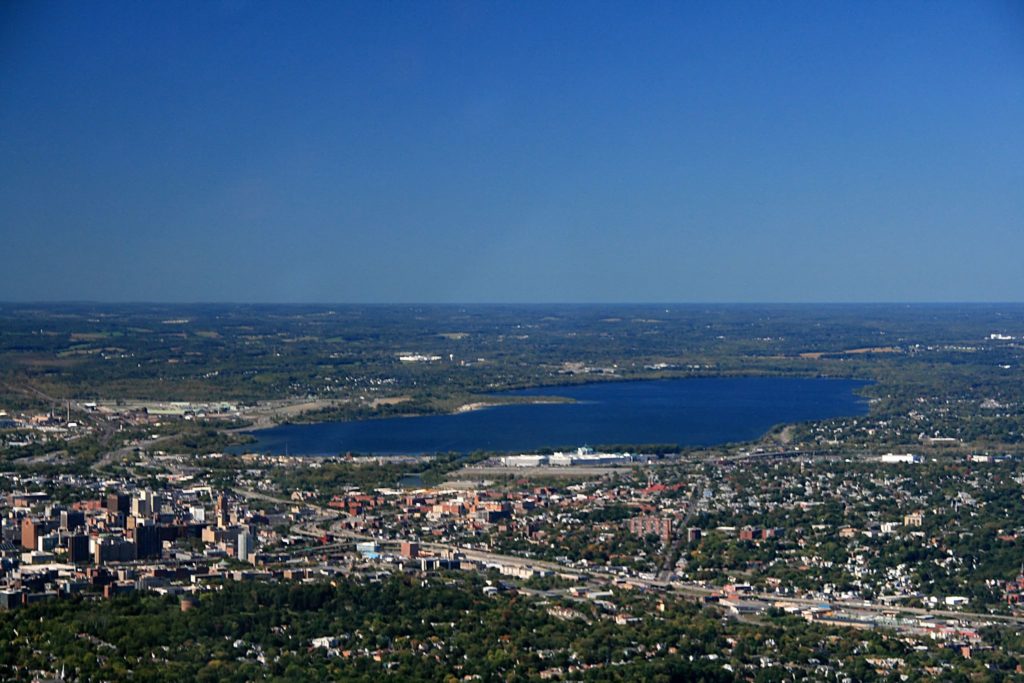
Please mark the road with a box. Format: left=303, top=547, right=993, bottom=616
left=657, top=483, right=702, bottom=581
left=92, top=433, right=179, bottom=471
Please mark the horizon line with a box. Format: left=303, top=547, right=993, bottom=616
left=2, top=300, right=1024, bottom=307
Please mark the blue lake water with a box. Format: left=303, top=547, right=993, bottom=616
left=237, top=377, right=869, bottom=456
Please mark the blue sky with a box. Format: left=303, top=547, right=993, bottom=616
left=1, top=1, right=1022, bottom=303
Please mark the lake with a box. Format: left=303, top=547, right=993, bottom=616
left=237, top=377, right=869, bottom=456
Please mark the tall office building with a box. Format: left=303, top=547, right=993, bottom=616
left=134, top=523, right=161, bottom=559
left=107, top=493, right=130, bottom=516
left=215, top=493, right=229, bottom=529
left=60, top=510, right=86, bottom=532
left=68, top=534, right=90, bottom=563
left=237, top=529, right=253, bottom=562
left=21, top=518, right=42, bottom=550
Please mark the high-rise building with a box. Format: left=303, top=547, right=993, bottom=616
left=20, top=518, right=42, bottom=550
left=0, top=589, right=24, bottom=610
left=215, top=494, right=229, bottom=529
left=627, top=515, right=673, bottom=544
left=37, top=532, right=60, bottom=553
left=131, top=493, right=151, bottom=518
left=134, top=523, right=161, bottom=559
left=107, top=493, right=130, bottom=516
left=60, top=510, right=86, bottom=532
left=94, top=537, right=137, bottom=564
left=237, top=529, right=253, bottom=562
left=68, top=534, right=90, bottom=563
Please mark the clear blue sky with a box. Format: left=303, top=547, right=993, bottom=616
left=1, top=1, right=1022, bottom=303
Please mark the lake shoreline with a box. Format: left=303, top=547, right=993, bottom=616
left=232, top=377, right=870, bottom=457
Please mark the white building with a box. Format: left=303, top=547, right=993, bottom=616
left=500, top=454, right=549, bottom=467
left=502, top=447, right=641, bottom=468
left=880, top=453, right=922, bottom=464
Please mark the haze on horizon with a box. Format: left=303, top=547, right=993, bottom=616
left=1, top=1, right=1022, bottom=304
